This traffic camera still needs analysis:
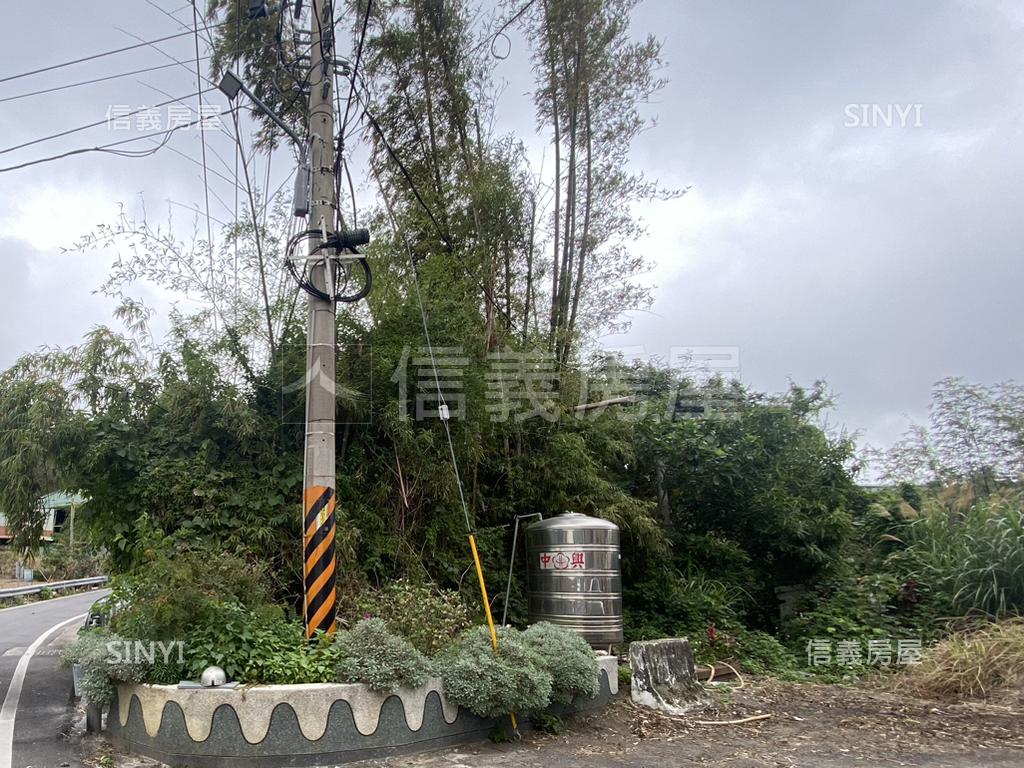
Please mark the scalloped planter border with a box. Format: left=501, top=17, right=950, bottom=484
left=107, top=656, right=617, bottom=767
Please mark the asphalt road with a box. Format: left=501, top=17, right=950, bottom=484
left=0, top=590, right=110, bottom=768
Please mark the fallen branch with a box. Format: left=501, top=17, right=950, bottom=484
left=693, top=713, right=771, bottom=726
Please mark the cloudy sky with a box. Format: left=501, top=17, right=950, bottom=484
left=0, top=1, right=1021, bottom=470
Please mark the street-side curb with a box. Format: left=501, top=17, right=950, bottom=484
left=107, top=656, right=617, bottom=767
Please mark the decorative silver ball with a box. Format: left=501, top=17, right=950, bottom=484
left=200, top=666, right=227, bottom=687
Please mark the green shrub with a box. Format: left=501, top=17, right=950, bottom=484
left=334, top=618, right=433, bottom=691
left=184, top=602, right=337, bottom=685
left=351, top=580, right=472, bottom=656
left=780, top=573, right=905, bottom=651
left=618, top=664, right=632, bottom=687
left=624, top=570, right=746, bottom=642
left=62, top=629, right=150, bottom=706
left=109, top=537, right=275, bottom=641
left=680, top=622, right=797, bottom=675
left=725, top=630, right=797, bottom=675
left=530, top=712, right=564, bottom=734
left=521, top=622, right=598, bottom=704
left=438, top=626, right=552, bottom=718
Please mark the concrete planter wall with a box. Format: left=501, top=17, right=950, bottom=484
left=108, top=656, right=617, bottom=767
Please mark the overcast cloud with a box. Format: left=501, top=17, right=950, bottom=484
left=0, top=1, right=1021, bottom=472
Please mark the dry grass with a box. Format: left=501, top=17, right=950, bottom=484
left=902, top=619, right=1024, bottom=703
left=0, top=546, right=18, bottom=577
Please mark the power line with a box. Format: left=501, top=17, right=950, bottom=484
left=0, top=88, right=216, bottom=158
left=334, top=0, right=372, bottom=218
left=0, top=110, right=227, bottom=174
left=133, top=78, right=237, bottom=180
left=471, top=0, right=537, bottom=59
left=0, top=60, right=209, bottom=105
left=190, top=0, right=215, bottom=293
left=0, top=27, right=225, bottom=86
left=338, top=0, right=371, bottom=140
left=152, top=136, right=242, bottom=221
left=113, top=19, right=313, bottom=150
left=360, top=107, right=451, bottom=247
left=229, top=107, right=277, bottom=357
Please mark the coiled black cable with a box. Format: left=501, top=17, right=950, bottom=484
left=285, top=228, right=371, bottom=303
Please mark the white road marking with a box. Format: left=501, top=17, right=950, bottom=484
left=0, top=613, right=86, bottom=768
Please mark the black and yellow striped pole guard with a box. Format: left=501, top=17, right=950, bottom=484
left=303, top=485, right=338, bottom=639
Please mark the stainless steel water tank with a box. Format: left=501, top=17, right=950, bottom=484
left=526, top=511, right=623, bottom=646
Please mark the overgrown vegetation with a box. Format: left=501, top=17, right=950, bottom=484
left=901, top=497, right=1024, bottom=618
left=36, top=534, right=107, bottom=581
left=346, top=580, right=472, bottom=655
left=4, top=0, right=1023, bottom=707
left=902, top=619, right=1024, bottom=703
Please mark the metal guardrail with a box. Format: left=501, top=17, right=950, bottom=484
left=0, top=576, right=108, bottom=600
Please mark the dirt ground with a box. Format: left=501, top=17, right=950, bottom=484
left=356, top=679, right=1024, bottom=768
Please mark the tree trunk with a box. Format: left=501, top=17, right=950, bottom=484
left=545, top=0, right=562, bottom=347
left=523, top=192, right=536, bottom=342
left=567, top=88, right=593, bottom=341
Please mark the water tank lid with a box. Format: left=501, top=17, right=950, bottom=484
left=526, top=511, right=619, bottom=531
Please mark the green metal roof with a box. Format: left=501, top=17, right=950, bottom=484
left=40, top=491, right=87, bottom=509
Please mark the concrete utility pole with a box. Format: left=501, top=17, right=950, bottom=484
left=302, top=0, right=339, bottom=639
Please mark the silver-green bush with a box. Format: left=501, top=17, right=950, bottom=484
left=438, top=626, right=553, bottom=718
left=62, top=629, right=149, bottom=706
left=521, top=622, right=599, bottom=704
left=333, top=618, right=433, bottom=692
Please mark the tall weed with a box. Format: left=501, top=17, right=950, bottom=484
left=901, top=497, right=1024, bottom=617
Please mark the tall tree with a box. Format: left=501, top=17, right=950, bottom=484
left=527, top=0, right=679, bottom=364
left=879, top=377, right=1024, bottom=492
